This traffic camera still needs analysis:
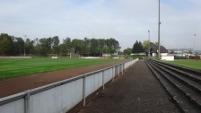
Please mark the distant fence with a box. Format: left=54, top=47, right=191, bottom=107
left=189, top=56, right=201, bottom=59
left=0, top=59, right=138, bottom=113
left=0, top=56, right=31, bottom=58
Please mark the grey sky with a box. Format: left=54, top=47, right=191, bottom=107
left=1, top=0, right=201, bottom=50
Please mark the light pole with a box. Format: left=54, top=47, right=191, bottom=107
left=148, top=30, right=150, bottom=57
left=158, top=0, right=161, bottom=59
left=193, top=34, right=196, bottom=54
left=23, top=35, right=27, bottom=57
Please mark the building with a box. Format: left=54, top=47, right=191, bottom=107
left=150, top=44, right=174, bottom=61
left=150, top=45, right=169, bottom=57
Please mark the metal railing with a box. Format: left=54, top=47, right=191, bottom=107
left=0, top=59, right=138, bottom=113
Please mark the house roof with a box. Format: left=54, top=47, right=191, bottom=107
left=150, top=45, right=169, bottom=53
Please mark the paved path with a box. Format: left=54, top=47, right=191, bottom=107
left=78, top=60, right=181, bottom=113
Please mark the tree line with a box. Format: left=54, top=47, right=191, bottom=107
left=123, top=40, right=155, bottom=56
left=0, top=33, right=120, bottom=56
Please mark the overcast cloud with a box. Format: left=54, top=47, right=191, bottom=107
left=0, top=0, right=201, bottom=50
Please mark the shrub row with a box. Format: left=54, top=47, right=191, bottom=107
left=189, top=56, right=201, bottom=59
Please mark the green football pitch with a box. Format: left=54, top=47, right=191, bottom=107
left=0, top=58, right=120, bottom=80
left=163, top=60, right=201, bottom=71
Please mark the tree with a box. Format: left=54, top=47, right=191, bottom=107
left=33, top=38, right=40, bottom=55
left=13, top=37, right=24, bottom=55
left=59, top=44, right=68, bottom=55
left=52, top=36, right=60, bottom=54
left=132, top=40, right=139, bottom=53
left=98, top=39, right=106, bottom=54
left=70, top=38, right=120, bottom=56
left=188, top=50, right=193, bottom=54
left=71, top=39, right=81, bottom=54
left=80, top=38, right=90, bottom=56
left=59, top=37, right=71, bottom=55
left=138, top=41, right=144, bottom=53
left=64, top=37, right=71, bottom=54
left=142, top=40, right=154, bottom=56
left=0, top=33, right=121, bottom=56
left=132, top=40, right=144, bottom=53
left=0, top=33, right=14, bottom=55
left=105, top=38, right=120, bottom=54
left=25, top=38, right=34, bottom=55
left=37, top=37, right=53, bottom=55
left=170, top=50, right=174, bottom=54
left=123, top=48, right=132, bottom=55
left=17, top=38, right=24, bottom=54
left=90, top=38, right=99, bottom=56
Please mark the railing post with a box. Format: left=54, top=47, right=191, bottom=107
left=121, top=64, right=123, bottom=74
left=118, top=65, right=120, bottom=76
left=25, top=91, right=30, bottom=113
left=102, top=70, right=105, bottom=90
left=123, top=63, right=125, bottom=72
left=112, top=67, right=114, bottom=82
left=114, top=66, right=117, bottom=76
left=117, top=65, right=118, bottom=76
left=83, top=75, right=86, bottom=107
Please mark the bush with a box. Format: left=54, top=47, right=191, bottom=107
left=132, top=55, right=147, bottom=59
left=189, top=56, right=201, bottom=59
left=175, top=56, right=188, bottom=59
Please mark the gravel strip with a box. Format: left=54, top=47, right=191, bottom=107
left=78, top=60, right=181, bottom=113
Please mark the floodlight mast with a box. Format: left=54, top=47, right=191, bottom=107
left=194, top=34, right=196, bottom=54
left=23, top=35, right=27, bottom=57
left=148, top=30, right=150, bottom=57
left=158, top=0, right=161, bottom=59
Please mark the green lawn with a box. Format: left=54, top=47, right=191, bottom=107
left=162, top=60, right=201, bottom=71
left=0, top=58, right=120, bottom=80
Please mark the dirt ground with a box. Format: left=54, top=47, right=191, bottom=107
left=0, top=60, right=129, bottom=98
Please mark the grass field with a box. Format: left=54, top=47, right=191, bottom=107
left=163, top=60, right=201, bottom=71
left=0, top=58, right=120, bottom=80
